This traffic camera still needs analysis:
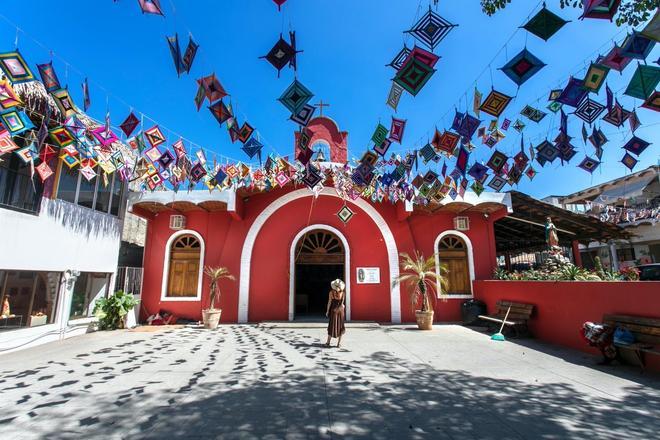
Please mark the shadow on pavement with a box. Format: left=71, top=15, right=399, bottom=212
left=0, top=326, right=658, bottom=439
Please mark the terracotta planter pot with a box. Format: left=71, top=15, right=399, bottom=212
left=202, top=309, right=222, bottom=330
left=415, top=310, right=434, bottom=330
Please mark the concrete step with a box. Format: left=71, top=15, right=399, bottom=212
left=258, top=321, right=380, bottom=329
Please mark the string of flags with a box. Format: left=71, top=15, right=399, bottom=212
left=385, top=5, right=458, bottom=111
left=0, top=1, right=657, bottom=210
left=369, top=2, right=658, bottom=202
left=166, top=33, right=199, bottom=77
left=128, top=0, right=276, bottom=164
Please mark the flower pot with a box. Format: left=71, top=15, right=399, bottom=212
left=415, top=310, right=434, bottom=330
left=202, top=309, right=222, bottom=330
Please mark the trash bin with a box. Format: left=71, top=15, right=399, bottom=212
left=461, top=299, right=486, bottom=326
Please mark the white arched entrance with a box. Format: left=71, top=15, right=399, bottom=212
left=289, top=224, right=351, bottom=321
left=238, top=187, right=400, bottom=323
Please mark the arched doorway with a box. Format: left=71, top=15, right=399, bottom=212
left=293, top=228, right=345, bottom=319
left=241, top=188, right=400, bottom=324
left=164, top=233, right=202, bottom=299
left=438, top=234, right=471, bottom=296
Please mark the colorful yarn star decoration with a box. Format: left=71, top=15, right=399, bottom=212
left=580, top=0, right=622, bottom=21
left=405, top=6, right=457, bottom=51
left=387, top=45, right=412, bottom=71
left=624, top=64, right=660, bottom=100
left=522, top=6, right=569, bottom=41
left=577, top=156, right=601, bottom=174
left=583, top=63, right=610, bottom=93
left=622, top=136, right=651, bottom=156
left=242, top=137, right=264, bottom=159
left=479, top=90, right=512, bottom=117
left=393, top=57, right=436, bottom=96
left=260, top=32, right=300, bottom=77
left=598, top=45, right=632, bottom=72
left=278, top=79, right=314, bottom=115
left=500, top=48, right=546, bottom=86
left=574, top=98, right=606, bottom=125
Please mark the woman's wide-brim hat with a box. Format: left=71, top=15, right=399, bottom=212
left=331, top=279, right=345, bottom=291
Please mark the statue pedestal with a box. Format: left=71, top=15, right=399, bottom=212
left=541, top=251, right=571, bottom=272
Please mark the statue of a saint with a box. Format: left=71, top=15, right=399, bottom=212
left=1, top=296, right=10, bottom=318
left=545, top=216, right=560, bottom=251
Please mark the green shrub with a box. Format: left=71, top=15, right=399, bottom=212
left=556, top=265, right=601, bottom=281
left=600, top=270, right=622, bottom=281
left=93, top=290, right=140, bottom=330
left=493, top=267, right=511, bottom=280
left=492, top=264, right=609, bottom=281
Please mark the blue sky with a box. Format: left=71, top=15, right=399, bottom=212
left=1, top=0, right=657, bottom=198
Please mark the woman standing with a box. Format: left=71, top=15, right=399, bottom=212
left=325, top=279, right=346, bottom=348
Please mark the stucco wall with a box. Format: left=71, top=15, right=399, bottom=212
left=473, top=280, right=660, bottom=371
left=0, top=198, right=122, bottom=273
left=139, top=186, right=501, bottom=323
left=0, top=198, right=123, bottom=353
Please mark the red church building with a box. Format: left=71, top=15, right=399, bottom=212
left=129, top=117, right=512, bottom=324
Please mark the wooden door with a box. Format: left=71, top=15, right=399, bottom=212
left=438, top=235, right=471, bottom=295
left=167, top=235, right=201, bottom=297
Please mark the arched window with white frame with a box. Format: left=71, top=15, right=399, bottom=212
left=161, top=231, right=204, bottom=301
left=435, top=231, right=475, bottom=298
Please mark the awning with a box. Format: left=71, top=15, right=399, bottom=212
left=128, top=189, right=237, bottom=214
left=129, top=186, right=511, bottom=217
left=593, top=173, right=657, bottom=204
left=494, top=191, right=630, bottom=253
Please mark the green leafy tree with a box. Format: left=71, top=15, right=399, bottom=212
left=481, top=0, right=658, bottom=27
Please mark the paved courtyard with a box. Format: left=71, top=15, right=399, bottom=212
left=0, top=324, right=658, bottom=439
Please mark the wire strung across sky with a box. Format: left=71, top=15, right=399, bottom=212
left=0, top=10, right=254, bottom=166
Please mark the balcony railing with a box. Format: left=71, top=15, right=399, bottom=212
left=0, top=165, right=42, bottom=215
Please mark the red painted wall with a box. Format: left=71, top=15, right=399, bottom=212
left=248, top=195, right=391, bottom=321
left=473, top=280, right=660, bottom=371
left=137, top=186, right=500, bottom=324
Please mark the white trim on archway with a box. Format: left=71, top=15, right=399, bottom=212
left=160, top=229, right=205, bottom=302
left=289, top=224, right=351, bottom=321
left=238, top=187, right=400, bottom=323
left=434, top=230, right=475, bottom=300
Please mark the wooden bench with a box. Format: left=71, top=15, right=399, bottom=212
left=478, top=300, right=534, bottom=337
left=603, top=314, right=660, bottom=370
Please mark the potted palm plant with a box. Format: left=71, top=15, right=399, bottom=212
left=393, top=252, right=448, bottom=330
left=202, top=266, right=235, bottom=330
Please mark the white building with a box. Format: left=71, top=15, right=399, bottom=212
left=543, top=165, right=659, bottom=270
left=0, top=79, right=131, bottom=353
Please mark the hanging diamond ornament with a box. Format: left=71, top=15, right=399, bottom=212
left=337, top=205, right=355, bottom=224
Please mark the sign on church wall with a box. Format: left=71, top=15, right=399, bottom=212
left=356, top=267, right=380, bottom=284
